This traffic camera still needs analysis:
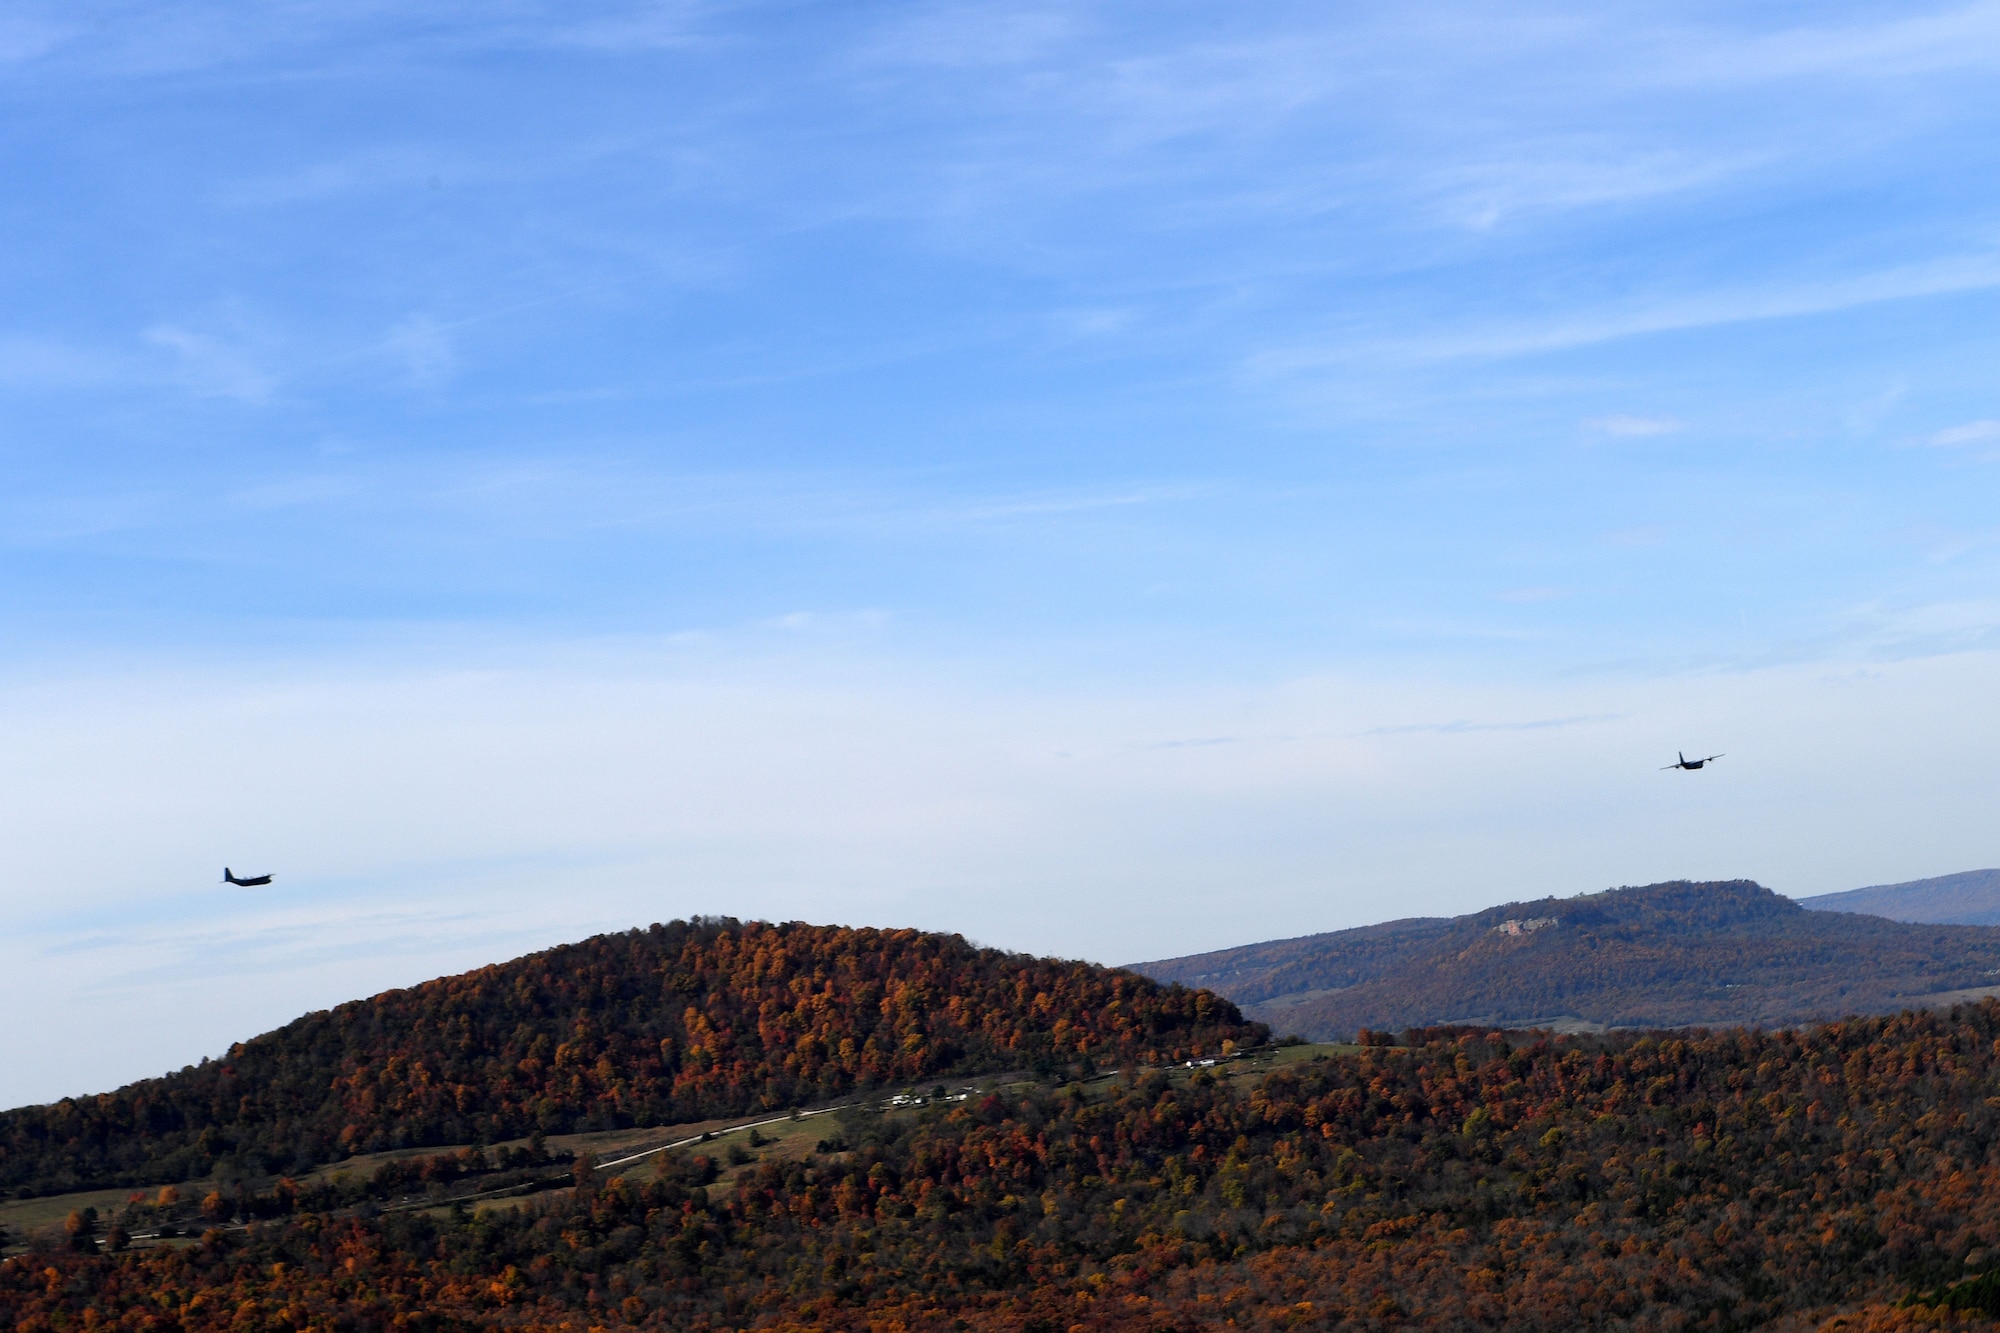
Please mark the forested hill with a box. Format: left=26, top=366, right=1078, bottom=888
left=1135, top=879, right=2000, bottom=1040
left=0, top=918, right=1260, bottom=1195
left=19, top=1005, right=2000, bottom=1330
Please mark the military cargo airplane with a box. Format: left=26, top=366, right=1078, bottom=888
left=223, top=867, right=273, bottom=886
left=1661, top=752, right=1723, bottom=771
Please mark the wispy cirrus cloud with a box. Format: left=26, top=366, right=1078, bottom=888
left=1435, top=145, right=1771, bottom=232
left=1584, top=414, right=1682, bottom=438
left=144, top=324, right=278, bottom=402
left=1252, top=248, right=2000, bottom=375
left=1678, top=0, right=2000, bottom=86
left=1362, top=712, right=1623, bottom=736
left=1927, top=419, right=2000, bottom=447
left=382, top=314, right=457, bottom=386
left=0, top=10, right=72, bottom=63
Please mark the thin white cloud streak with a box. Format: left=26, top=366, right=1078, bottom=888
left=5, top=638, right=2000, bottom=1106
left=27, top=1, right=1996, bottom=95
left=1930, top=420, right=2000, bottom=447
left=537, top=1, right=710, bottom=54
left=1251, top=249, right=2000, bottom=377
left=1678, top=0, right=2000, bottom=85
left=144, top=325, right=278, bottom=402
left=856, top=4, right=2000, bottom=183
left=0, top=0, right=720, bottom=81
left=0, top=456, right=1215, bottom=554
left=1431, top=145, right=1774, bottom=231
left=0, top=11, right=72, bottom=63
left=1585, top=415, right=1682, bottom=438
left=6, top=2, right=1994, bottom=415
left=0, top=318, right=287, bottom=407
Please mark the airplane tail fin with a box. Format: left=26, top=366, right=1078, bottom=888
left=223, top=867, right=232, bottom=882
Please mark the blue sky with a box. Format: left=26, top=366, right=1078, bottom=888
left=5, top=1, right=2000, bottom=1106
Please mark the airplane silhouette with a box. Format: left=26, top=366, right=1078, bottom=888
left=1661, top=752, right=1723, bottom=771
left=223, top=867, right=273, bottom=886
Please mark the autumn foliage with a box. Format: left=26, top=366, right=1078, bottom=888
left=0, top=918, right=1259, bottom=1194
left=15, top=998, right=2000, bottom=1329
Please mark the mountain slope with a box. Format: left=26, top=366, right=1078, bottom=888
left=16, top=1005, right=2000, bottom=1330
left=0, top=917, right=1260, bottom=1195
left=1133, top=880, right=2000, bottom=1039
left=1798, top=868, right=2000, bottom=925
left=1130, top=913, right=1455, bottom=1006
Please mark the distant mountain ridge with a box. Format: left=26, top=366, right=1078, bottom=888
left=1132, top=879, right=2000, bottom=1040
left=1797, top=868, right=2000, bottom=925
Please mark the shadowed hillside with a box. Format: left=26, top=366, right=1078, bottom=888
left=0, top=918, right=1260, bottom=1196
left=1135, top=880, right=2000, bottom=1040
left=1799, top=868, right=2000, bottom=925
left=1125, top=914, right=1456, bottom=1007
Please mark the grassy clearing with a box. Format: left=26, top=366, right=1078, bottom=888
left=2, top=1051, right=1316, bottom=1252
left=0, top=1181, right=215, bottom=1247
